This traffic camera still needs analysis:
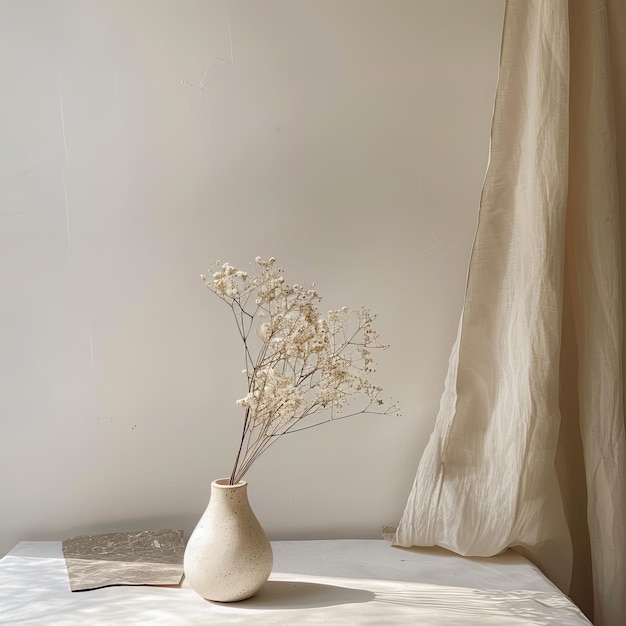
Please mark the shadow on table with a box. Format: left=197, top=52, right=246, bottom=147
left=228, top=580, right=374, bottom=610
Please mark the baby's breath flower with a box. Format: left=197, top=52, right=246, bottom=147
left=201, top=256, right=399, bottom=484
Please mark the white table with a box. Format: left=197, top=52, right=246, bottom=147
left=0, top=539, right=591, bottom=624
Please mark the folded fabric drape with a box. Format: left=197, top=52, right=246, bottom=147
left=392, top=2, right=626, bottom=625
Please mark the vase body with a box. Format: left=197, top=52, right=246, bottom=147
left=184, top=479, right=273, bottom=602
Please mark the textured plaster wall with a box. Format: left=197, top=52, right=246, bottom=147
left=0, top=0, right=504, bottom=557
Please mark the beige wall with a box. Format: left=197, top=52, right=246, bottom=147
left=0, top=0, right=504, bottom=556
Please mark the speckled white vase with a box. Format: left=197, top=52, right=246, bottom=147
left=183, top=479, right=273, bottom=602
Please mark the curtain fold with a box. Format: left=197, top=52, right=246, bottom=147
left=392, top=2, right=626, bottom=625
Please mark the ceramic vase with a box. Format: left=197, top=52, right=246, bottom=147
left=183, top=479, right=273, bottom=602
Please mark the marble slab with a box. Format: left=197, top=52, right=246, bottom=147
left=62, top=529, right=185, bottom=591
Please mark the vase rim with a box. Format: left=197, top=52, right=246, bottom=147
left=212, top=478, right=247, bottom=488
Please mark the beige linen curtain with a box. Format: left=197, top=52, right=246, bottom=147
left=391, top=1, right=626, bottom=625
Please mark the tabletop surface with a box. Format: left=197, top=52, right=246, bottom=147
left=0, top=539, right=591, bottom=625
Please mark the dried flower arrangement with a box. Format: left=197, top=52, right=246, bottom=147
left=201, top=256, right=399, bottom=484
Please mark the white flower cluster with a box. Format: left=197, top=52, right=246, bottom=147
left=201, top=256, right=398, bottom=484
left=236, top=368, right=304, bottom=430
